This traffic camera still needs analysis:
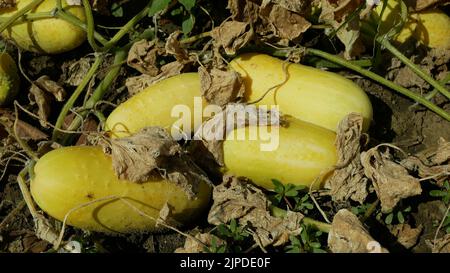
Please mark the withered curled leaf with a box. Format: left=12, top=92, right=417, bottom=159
left=105, top=127, right=211, bottom=199
left=326, top=113, right=368, bottom=204
left=199, top=67, right=246, bottom=107
left=361, top=145, right=422, bottom=213
left=260, top=4, right=311, bottom=41
left=208, top=176, right=304, bottom=247
left=211, top=21, right=254, bottom=55
left=127, top=39, right=162, bottom=76
left=328, top=209, right=389, bottom=253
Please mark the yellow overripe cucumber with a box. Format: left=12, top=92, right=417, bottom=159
left=223, top=117, right=338, bottom=190
left=31, top=146, right=212, bottom=233
left=0, top=52, right=20, bottom=106
left=229, top=53, right=373, bottom=132
left=0, top=0, right=86, bottom=54
left=373, top=0, right=450, bottom=49
left=106, top=73, right=205, bottom=138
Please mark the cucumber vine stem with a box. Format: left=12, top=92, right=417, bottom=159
left=380, top=39, right=450, bottom=100
left=0, top=0, right=44, bottom=33
left=52, top=54, right=104, bottom=141
left=305, top=48, right=450, bottom=122
left=59, top=29, right=155, bottom=145
left=270, top=205, right=331, bottom=233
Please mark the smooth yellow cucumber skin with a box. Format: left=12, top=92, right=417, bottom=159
left=413, top=10, right=450, bottom=50
left=223, top=118, right=338, bottom=190
left=229, top=53, right=373, bottom=132
left=0, top=0, right=86, bottom=54
left=0, top=52, right=20, bottom=106
left=374, top=0, right=450, bottom=49
left=31, top=146, right=211, bottom=234
left=106, top=73, right=205, bottom=138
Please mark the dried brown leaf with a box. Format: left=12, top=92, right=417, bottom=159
left=401, top=138, right=450, bottom=184
left=127, top=39, right=163, bottom=76
left=194, top=104, right=281, bottom=166
left=361, top=146, right=422, bottom=213
left=227, top=0, right=260, bottom=23
left=0, top=110, right=48, bottom=141
left=208, top=176, right=303, bottom=247
left=328, top=209, right=389, bottom=253
left=211, top=21, right=254, bottom=55
left=319, top=0, right=365, bottom=59
left=260, top=4, right=311, bottom=41
left=105, top=127, right=210, bottom=199
left=326, top=113, right=368, bottom=203
left=35, top=75, right=66, bottom=102
left=62, top=57, right=93, bottom=86
left=429, top=234, right=450, bottom=253
left=107, top=127, right=182, bottom=183
left=125, top=61, right=185, bottom=96
left=199, top=67, right=246, bottom=107
left=165, top=31, right=190, bottom=62
left=389, top=223, right=423, bottom=249
left=175, top=233, right=226, bottom=253
left=28, top=85, right=52, bottom=128
left=262, top=0, right=314, bottom=14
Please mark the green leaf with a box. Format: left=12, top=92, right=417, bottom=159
left=182, top=13, right=195, bottom=35
left=111, top=3, right=124, bottom=17
left=444, top=180, right=449, bottom=189
left=285, top=189, right=299, bottom=197
left=272, top=179, right=284, bottom=192
left=309, top=242, right=321, bottom=249
left=312, top=248, right=327, bottom=253
left=385, top=213, right=394, bottom=225
left=443, top=216, right=450, bottom=227
left=290, top=235, right=300, bottom=246
left=171, top=6, right=184, bottom=16
left=178, top=0, right=196, bottom=11
left=397, top=211, right=405, bottom=224
left=430, top=190, right=447, bottom=197
left=230, top=219, right=237, bottom=232
left=148, top=0, right=172, bottom=16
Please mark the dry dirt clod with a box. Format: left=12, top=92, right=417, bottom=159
left=328, top=209, right=389, bottom=253
left=199, top=67, right=246, bottom=107
left=208, top=176, right=304, bottom=248
left=211, top=21, right=254, bottom=56
left=361, top=145, right=422, bottom=213
left=325, top=113, right=368, bottom=204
